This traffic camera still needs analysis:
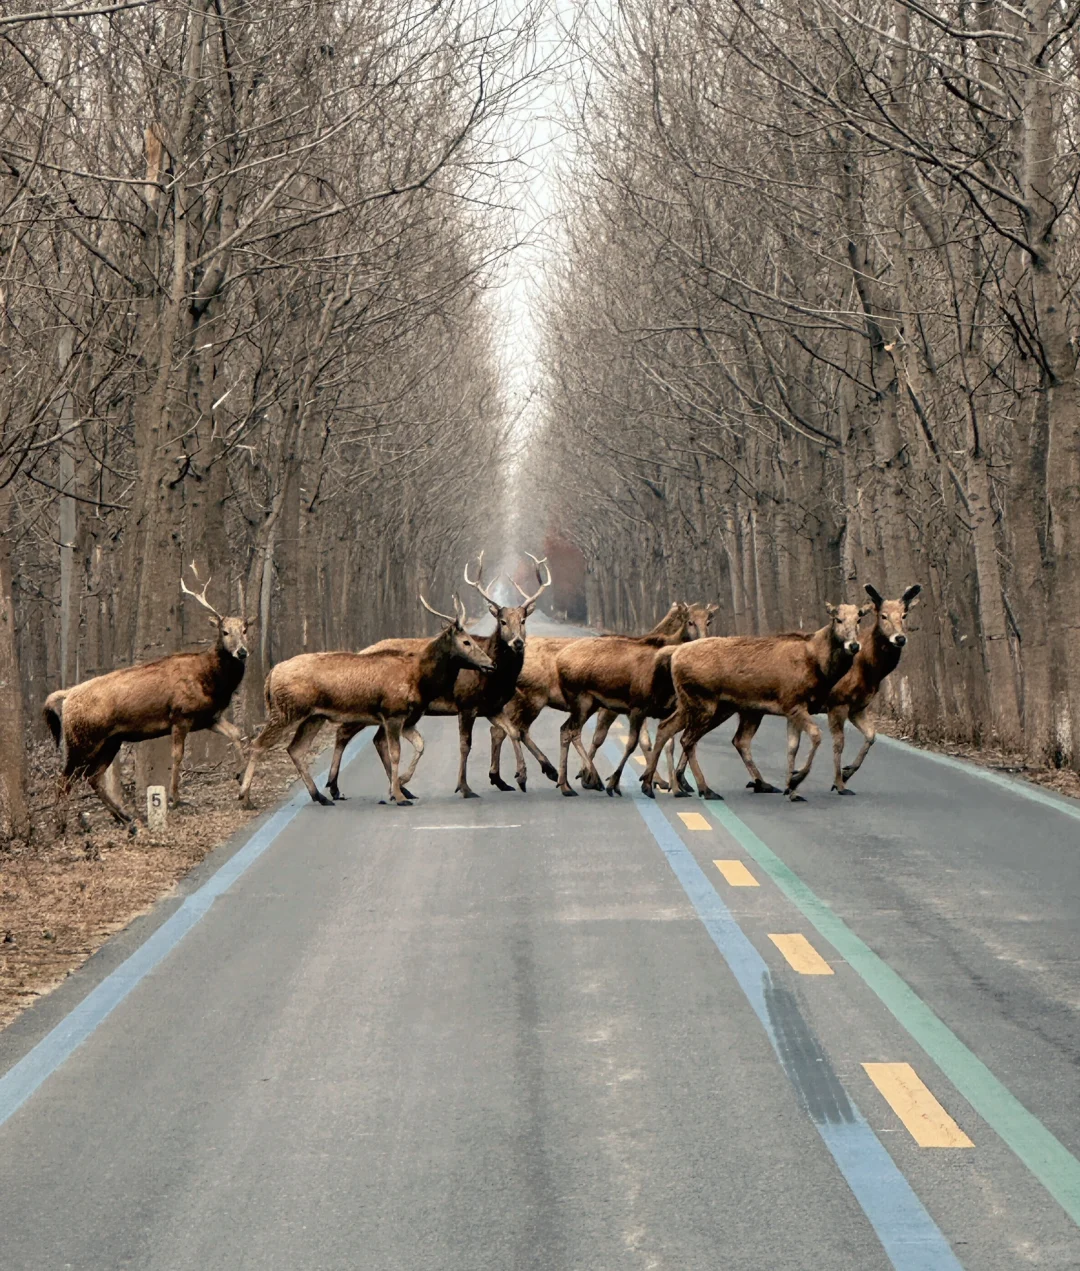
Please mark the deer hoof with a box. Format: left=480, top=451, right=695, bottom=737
left=640, top=781, right=655, bottom=799
left=541, top=763, right=558, bottom=783
left=833, top=786, right=855, bottom=796
left=605, top=783, right=622, bottom=797
left=672, top=788, right=691, bottom=799
left=313, top=792, right=334, bottom=807
left=747, top=780, right=779, bottom=794
left=559, top=785, right=579, bottom=798
left=701, top=788, right=723, bottom=800
left=516, top=777, right=528, bottom=792
left=490, top=775, right=514, bottom=792
left=458, top=789, right=480, bottom=799
left=401, top=786, right=416, bottom=800
left=785, top=790, right=807, bottom=803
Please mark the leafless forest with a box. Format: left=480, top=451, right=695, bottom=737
left=4, top=0, right=1080, bottom=842
left=530, top=0, right=1080, bottom=771
left=0, top=0, right=539, bottom=838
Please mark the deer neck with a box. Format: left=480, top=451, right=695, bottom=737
left=866, top=622, right=902, bottom=681
left=808, top=623, right=849, bottom=682
left=419, top=627, right=466, bottom=700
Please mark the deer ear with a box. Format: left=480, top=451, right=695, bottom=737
left=858, top=603, right=873, bottom=618
left=525, top=600, right=537, bottom=617
left=902, top=584, right=922, bottom=608
left=207, top=614, right=220, bottom=629
left=708, top=602, right=719, bottom=614
left=864, top=583, right=884, bottom=608
left=825, top=602, right=838, bottom=617
left=488, top=603, right=500, bottom=619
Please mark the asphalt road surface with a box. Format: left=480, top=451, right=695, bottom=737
left=1, top=616, right=1079, bottom=1270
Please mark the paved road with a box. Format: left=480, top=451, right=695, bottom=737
left=1, top=617, right=1079, bottom=1269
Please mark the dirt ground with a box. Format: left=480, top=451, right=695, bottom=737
left=0, top=738, right=328, bottom=1030
left=2, top=721, right=1078, bottom=1034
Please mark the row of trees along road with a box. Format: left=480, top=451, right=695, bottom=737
left=530, top=0, right=1080, bottom=770
left=0, top=0, right=541, bottom=840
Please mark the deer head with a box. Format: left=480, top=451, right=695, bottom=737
left=181, top=563, right=249, bottom=660
left=864, top=583, right=922, bottom=648
left=419, top=592, right=495, bottom=673
left=825, top=602, right=863, bottom=656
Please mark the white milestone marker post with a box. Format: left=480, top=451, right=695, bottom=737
left=147, top=785, right=167, bottom=832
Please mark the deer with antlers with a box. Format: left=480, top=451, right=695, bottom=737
left=43, top=565, right=251, bottom=831
left=238, top=593, right=495, bottom=809
left=487, top=601, right=711, bottom=793
left=323, top=553, right=551, bottom=800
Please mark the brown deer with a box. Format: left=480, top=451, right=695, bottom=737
left=554, top=603, right=705, bottom=795
left=828, top=584, right=921, bottom=793
left=488, top=601, right=702, bottom=792
left=640, top=603, right=865, bottom=802
left=323, top=553, right=551, bottom=800
left=238, top=594, right=494, bottom=809
left=579, top=602, right=718, bottom=787
left=44, top=566, right=251, bottom=831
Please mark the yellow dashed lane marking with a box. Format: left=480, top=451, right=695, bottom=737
left=768, top=933, right=834, bottom=975
left=633, top=754, right=646, bottom=766
left=713, top=859, right=759, bottom=887
left=677, top=812, right=711, bottom=831
left=863, top=1063, right=974, bottom=1148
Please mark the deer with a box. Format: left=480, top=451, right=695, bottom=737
left=44, top=565, right=251, bottom=832
left=553, top=602, right=707, bottom=796
left=828, top=584, right=922, bottom=793
left=487, top=601, right=705, bottom=793
left=237, top=594, right=495, bottom=809
left=322, top=553, right=551, bottom=800
left=639, top=603, right=866, bottom=803
left=578, top=602, right=718, bottom=787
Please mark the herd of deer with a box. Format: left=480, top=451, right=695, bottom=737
left=42, top=556, right=922, bottom=833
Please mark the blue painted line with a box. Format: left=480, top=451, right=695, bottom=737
left=0, top=754, right=348, bottom=1129
left=602, top=740, right=964, bottom=1270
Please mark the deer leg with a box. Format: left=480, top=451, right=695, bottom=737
left=784, top=708, right=821, bottom=801
left=286, top=717, right=331, bottom=806
left=168, top=724, right=190, bottom=806
left=605, top=709, right=644, bottom=796
left=383, top=719, right=411, bottom=807
left=325, top=722, right=363, bottom=800
left=638, top=722, right=670, bottom=792
left=840, top=707, right=876, bottom=788
left=456, top=712, right=479, bottom=798
left=489, top=719, right=515, bottom=791
left=731, top=712, right=776, bottom=793
left=582, top=708, right=617, bottom=779
left=398, top=725, right=424, bottom=795
left=557, top=697, right=597, bottom=796
left=521, top=725, right=559, bottom=785
left=325, top=722, right=361, bottom=800
left=239, top=717, right=297, bottom=808
left=680, top=702, right=731, bottom=800
left=210, top=716, right=247, bottom=781
left=640, top=707, right=684, bottom=798
left=85, top=738, right=133, bottom=828
left=572, top=698, right=604, bottom=791
left=486, top=711, right=519, bottom=792
left=829, top=706, right=850, bottom=793
left=54, top=770, right=73, bottom=835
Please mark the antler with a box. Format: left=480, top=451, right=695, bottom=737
left=420, top=592, right=466, bottom=627
left=518, top=552, right=552, bottom=608
left=464, top=551, right=500, bottom=606
left=180, top=561, right=224, bottom=621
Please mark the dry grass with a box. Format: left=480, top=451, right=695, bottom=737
left=0, top=739, right=327, bottom=1030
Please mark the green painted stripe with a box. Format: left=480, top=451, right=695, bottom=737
left=703, top=799, right=1080, bottom=1228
